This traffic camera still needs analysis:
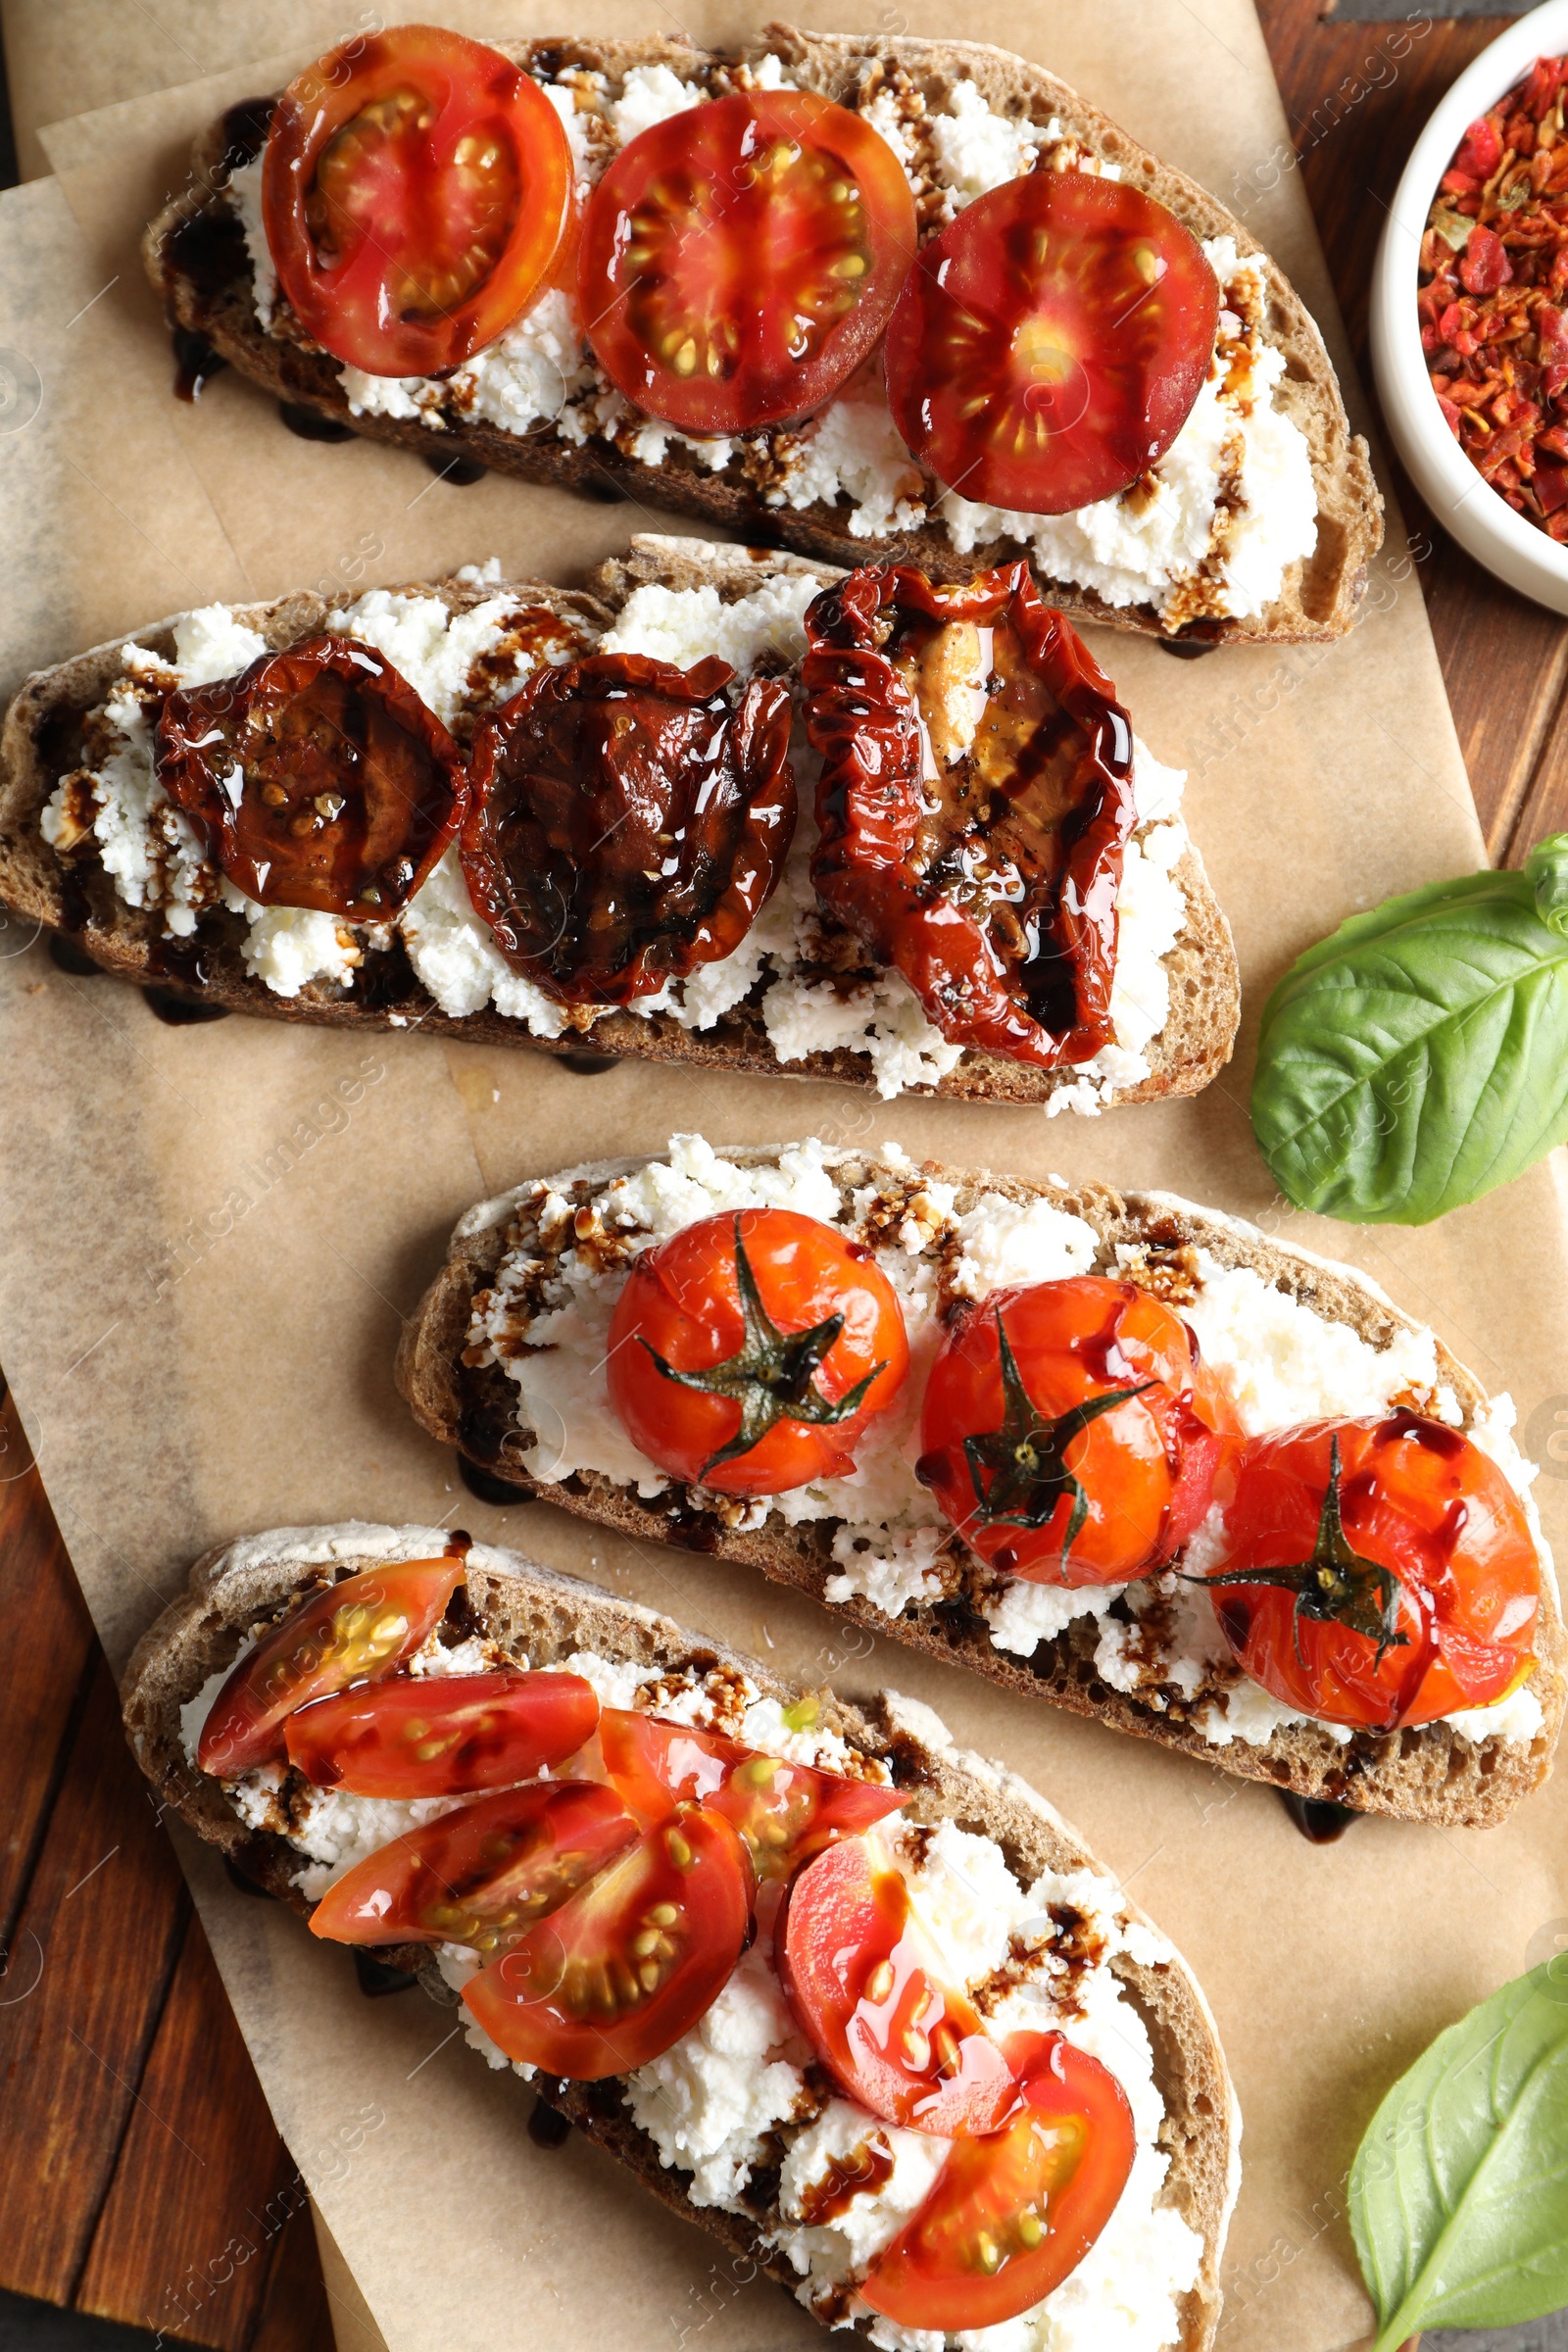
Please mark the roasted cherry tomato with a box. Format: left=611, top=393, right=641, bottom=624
left=598, top=1709, right=905, bottom=1879
left=463, top=1804, right=753, bottom=2077
left=1195, top=1413, right=1540, bottom=1731
left=262, top=24, right=574, bottom=376
left=884, top=170, right=1219, bottom=515
left=158, top=637, right=466, bottom=918
left=778, top=1835, right=1017, bottom=2136
left=605, top=1208, right=909, bottom=1496
left=462, top=655, right=793, bottom=1005
left=860, top=2029, right=1136, bottom=2330
left=308, top=1780, right=638, bottom=1951
left=196, top=1559, right=464, bottom=1777
left=579, top=88, right=916, bottom=435
left=917, top=1277, right=1234, bottom=1586
left=804, top=564, right=1138, bottom=1068
left=284, top=1669, right=598, bottom=1796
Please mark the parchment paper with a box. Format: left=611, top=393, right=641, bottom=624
left=1, top=7, right=1564, bottom=2349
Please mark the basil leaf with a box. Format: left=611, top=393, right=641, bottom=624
left=1349, top=1958, right=1568, bottom=2352
left=1250, top=834, right=1568, bottom=1223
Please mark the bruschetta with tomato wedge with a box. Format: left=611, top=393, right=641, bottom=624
left=0, top=535, right=1238, bottom=1111
left=122, top=1523, right=1240, bottom=2349
left=397, top=1136, right=1568, bottom=1830
left=142, top=24, right=1382, bottom=646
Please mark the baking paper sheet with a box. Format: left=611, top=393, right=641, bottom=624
left=1, top=5, right=1565, bottom=2347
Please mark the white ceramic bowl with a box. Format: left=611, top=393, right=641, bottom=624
left=1371, top=0, right=1568, bottom=612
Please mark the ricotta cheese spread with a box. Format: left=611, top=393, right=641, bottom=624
left=43, top=576, right=1194, bottom=1109
left=223, top=67, right=1318, bottom=628
left=466, top=1135, right=1548, bottom=1755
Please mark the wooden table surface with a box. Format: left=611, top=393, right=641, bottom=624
left=0, top=7, right=1558, bottom=2346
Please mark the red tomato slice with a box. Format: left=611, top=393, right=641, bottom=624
left=1197, top=1413, right=1541, bottom=1731
left=917, top=1277, right=1237, bottom=1586
left=463, top=1805, right=754, bottom=2077
left=606, top=1207, right=909, bottom=1497
left=196, top=1559, right=464, bottom=1777
left=598, top=1709, right=905, bottom=1879
left=263, top=24, right=574, bottom=376
left=860, top=2030, right=1136, bottom=2330
left=778, top=1836, right=1016, bottom=2136
left=284, top=1670, right=599, bottom=1796
left=579, top=89, right=916, bottom=434
left=308, top=1780, right=638, bottom=1951
left=157, top=637, right=467, bottom=918
left=885, top=171, right=1220, bottom=515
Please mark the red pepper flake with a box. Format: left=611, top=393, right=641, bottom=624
left=1422, top=50, right=1568, bottom=535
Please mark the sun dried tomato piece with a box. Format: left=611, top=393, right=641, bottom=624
left=157, top=636, right=466, bottom=917
left=803, top=563, right=1135, bottom=1069
left=1460, top=226, right=1514, bottom=296
left=1452, top=116, right=1502, bottom=184
left=461, top=654, right=794, bottom=1007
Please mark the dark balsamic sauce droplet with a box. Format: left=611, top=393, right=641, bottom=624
left=556, top=1052, right=620, bottom=1076
left=172, top=325, right=225, bottom=403
left=1278, top=1790, right=1358, bottom=1843
left=352, top=1949, right=419, bottom=1998
left=1158, top=634, right=1220, bottom=661
left=224, top=1852, right=274, bottom=1899
left=279, top=399, right=357, bottom=444
left=458, top=1452, right=535, bottom=1507
left=578, top=473, right=630, bottom=505
left=144, top=986, right=231, bottom=1026
left=422, top=451, right=489, bottom=485
left=50, top=932, right=102, bottom=976
left=528, top=2097, right=572, bottom=2149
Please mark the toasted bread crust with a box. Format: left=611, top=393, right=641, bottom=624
left=0, top=539, right=1239, bottom=1107
left=396, top=1148, right=1568, bottom=1830
left=122, top=1523, right=1238, bottom=2352
left=141, top=24, right=1382, bottom=646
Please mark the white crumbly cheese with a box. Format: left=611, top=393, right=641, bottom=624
left=597, top=573, right=823, bottom=671
left=777, top=2102, right=949, bottom=2280
left=943, top=240, right=1317, bottom=624
left=341, top=286, right=597, bottom=438
left=765, top=392, right=930, bottom=539
left=927, top=79, right=1041, bottom=206
left=626, top=1928, right=811, bottom=2208
left=226, top=156, right=275, bottom=329
left=1172, top=1247, right=1460, bottom=1436
left=609, top=60, right=706, bottom=142
left=398, top=846, right=573, bottom=1034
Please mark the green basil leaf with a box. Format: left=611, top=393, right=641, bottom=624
left=1349, top=1958, right=1568, bottom=2351
left=1250, top=837, right=1568, bottom=1223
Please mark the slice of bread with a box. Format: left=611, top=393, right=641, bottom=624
left=122, top=1521, right=1240, bottom=2351
left=142, top=24, right=1382, bottom=647
left=0, top=535, right=1239, bottom=1108
left=397, top=1143, right=1568, bottom=1831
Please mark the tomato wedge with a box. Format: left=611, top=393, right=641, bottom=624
left=579, top=88, right=916, bottom=434
left=463, top=1805, right=753, bottom=2077
left=196, top=1559, right=464, bottom=1777
left=859, top=2030, right=1136, bottom=2330
left=778, top=1836, right=1016, bottom=2136
left=263, top=24, right=574, bottom=376
left=157, top=638, right=466, bottom=918
left=598, top=1709, right=904, bottom=1879
left=308, top=1780, right=638, bottom=1952
left=885, top=171, right=1220, bottom=515
left=284, top=1670, right=598, bottom=1796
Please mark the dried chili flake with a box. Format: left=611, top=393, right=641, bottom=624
left=1422, top=50, right=1568, bottom=533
